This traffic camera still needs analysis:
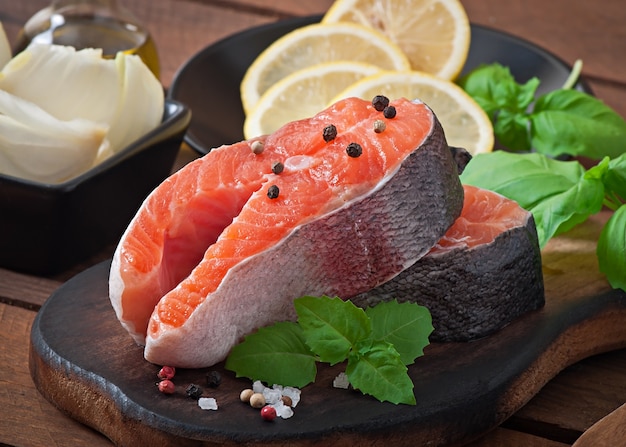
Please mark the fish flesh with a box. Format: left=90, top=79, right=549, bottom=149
left=109, top=97, right=464, bottom=368
left=352, top=184, right=545, bottom=341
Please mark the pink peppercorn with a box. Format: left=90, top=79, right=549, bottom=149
left=158, top=379, right=175, bottom=394
left=260, top=405, right=277, bottom=421
left=157, top=365, right=176, bottom=380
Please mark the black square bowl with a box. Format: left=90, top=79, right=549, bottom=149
left=0, top=99, right=191, bottom=275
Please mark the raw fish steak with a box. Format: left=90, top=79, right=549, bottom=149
left=353, top=184, right=545, bottom=341
left=109, top=97, right=464, bottom=368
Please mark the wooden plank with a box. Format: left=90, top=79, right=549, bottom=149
left=27, top=214, right=626, bottom=446
left=0, top=303, right=113, bottom=447
left=461, top=0, right=626, bottom=85
left=0, top=269, right=61, bottom=310
left=466, top=427, right=569, bottom=447
left=573, top=402, right=626, bottom=447
left=505, top=349, right=626, bottom=444
left=0, top=307, right=552, bottom=447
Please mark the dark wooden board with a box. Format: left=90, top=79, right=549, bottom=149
left=572, top=403, right=626, bottom=447
left=29, top=215, right=626, bottom=447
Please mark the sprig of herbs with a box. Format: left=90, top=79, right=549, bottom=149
left=458, top=62, right=626, bottom=159
left=458, top=62, right=626, bottom=292
left=461, top=150, right=626, bottom=291
left=225, top=296, right=433, bottom=405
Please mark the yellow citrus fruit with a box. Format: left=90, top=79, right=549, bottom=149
left=244, top=61, right=382, bottom=139
left=240, top=22, right=411, bottom=115
left=322, top=0, right=471, bottom=80
left=331, top=70, right=493, bottom=155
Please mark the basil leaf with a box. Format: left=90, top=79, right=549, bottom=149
left=597, top=205, right=626, bottom=291
left=530, top=89, right=626, bottom=159
left=457, top=63, right=511, bottom=117
left=458, top=63, right=538, bottom=116
left=346, top=341, right=416, bottom=405
left=225, top=322, right=316, bottom=388
left=461, top=151, right=604, bottom=246
left=295, top=296, right=371, bottom=365
left=493, top=109, right=531, bottom=151
left=461, top=151, right=587, bottom=208
left=605, top=153, right=626, bottom=202
left=530, top=173, right=604, bottom=245
left=366, top=300, right=433, bottom=365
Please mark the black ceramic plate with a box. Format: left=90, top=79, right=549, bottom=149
left=169, top=16, right=590, bottom=155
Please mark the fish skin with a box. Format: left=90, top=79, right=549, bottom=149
left=352, top=188, right=545, bottom=342
left=142, top=114, right=464, bottom=368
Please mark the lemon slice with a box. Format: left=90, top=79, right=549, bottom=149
left=240, top=22, right=411, bottom=115
left=322, top=0, right=471, bottom=80
left=331, top=70, right=493, bottom=155
left=244, top=61, right=382, bottom=139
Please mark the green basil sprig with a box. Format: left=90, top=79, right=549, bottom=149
left=225, top=296, right=433, bottom=405
left=461, top=151, right=626, bottom=291
left=458, top=63, right=626, bottom=159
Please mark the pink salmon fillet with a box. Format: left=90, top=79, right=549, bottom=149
left=109, top=97, right=464, bottom=367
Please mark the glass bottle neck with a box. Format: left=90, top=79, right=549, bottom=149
left=49, top=0, right=132, bottom=21
left=51, top=0, right=120, bottom=8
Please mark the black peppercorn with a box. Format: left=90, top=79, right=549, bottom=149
left=267, top=185, right=280, bottom=199
left=206, top=370, right=222, bottom=388
left=323, top=124, right=337, bottom=142
left=271, top=161, right=284, bottom=174
left=186, top=383, right=204, bottom=399
left=346, top=142, right=363, bottom=158
left=372, top=95, right=390, bottom=111
left=383, top=105, right=396, bottom=119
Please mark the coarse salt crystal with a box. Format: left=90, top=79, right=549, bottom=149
left=198, top=397, right=218, bottom=410
left=271, top=401, right=294, bottom=419
left=252, top=380, right=266, bottom=394
left=263, top=388, right=282, bottom=405
left=333, top=372, right=350, bottom=389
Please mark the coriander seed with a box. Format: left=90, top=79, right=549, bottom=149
left=240, top=388, right=254, bottom=403
left=373, top=119, right=386, bottom=133
left=251, top=140, right=264, bottom=154
left=249, top=392, right=266, bottom=408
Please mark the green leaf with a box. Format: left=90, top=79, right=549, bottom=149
left=530, top=89, right=626, bottom=159
left=365, top=300, right=433, bottom=365
left=346, top=341, right=416, bottom=405
left=461, top=151, right=587, bottom=209
left=458, top=63, right=538, bottom=116
left=530, top=174, right=604, bottom=246
left=224, top=322, right=316, bottom=388
left=461, top=151, right=604, bottom=246
left=295, top=296, right=371, bottom=365
left=597, top=205, right=626, bottom=292
left=493, top=109, right=531, bottom=151
left=605, top=153, right=626, bottom=203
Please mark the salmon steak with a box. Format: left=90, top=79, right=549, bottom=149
left=353, top=184, right=545, bottom=341
left=109, top=97, right=464, bottom=368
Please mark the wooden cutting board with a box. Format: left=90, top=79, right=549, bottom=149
left=29, top=212, right=626, bottom=447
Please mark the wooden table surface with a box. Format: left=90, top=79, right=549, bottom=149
left=1, top=1, right=625, bottom=446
